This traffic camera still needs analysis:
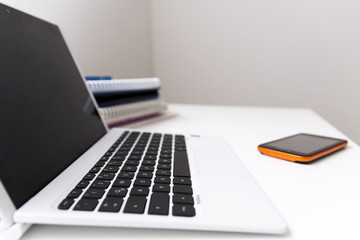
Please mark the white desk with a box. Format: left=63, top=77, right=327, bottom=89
left=22, top=104, right=360, bottom=240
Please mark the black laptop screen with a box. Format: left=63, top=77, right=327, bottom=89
left=0, top=4, right=107, bottom=208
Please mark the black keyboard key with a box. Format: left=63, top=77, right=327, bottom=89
left=161, top=149, right=172, bottom=154
left=175, top=142, right=186, bottom=146
left=117, top=172, right=134, bottom=179
left=95, top=161, right=106, bottom=167
left=173, top=177, right=192, bottom=185
left=103, top=152, right=113, bottom=157
left=154, top=176, right=170, bottom=184
left=173, top=185, right=193, bottom=194
left=99, top=197, right=123, bottom=212
left=121, top=131, right=129, bottom=136
left=151, top=142, right=160, bottom=146
left=175, top=142, right=185, bottom=146
left=159, top=154, right=172, bottom=159
left=139, top=165, right=154, bottom=172
left=113, top=142, right=121, bottom=147
left=118, top=146, right=131, bottom=151
left=161, top=147, right=172, bottom=151
left=161, top=148, right=172, bottom=153
left=126, top=160, right=140, bottom=166
left=130, top=187, right=149, bottom=196
left=128, top=132, right=140, bottom=137
left=123, top=141, right=135, bottom=146
left=145, top=150, right=158, bottom=155
left=175, top=137, right=185, bottom=142
left=108, top=147, right=117, bottom=152
left=83, top=173, right=96, bottom=180
left=173, top=194, right=194, bottom=205
left=111, top=155, right=126, bottom=161
left=73, top=199, right=98, bottom=211
left=172, top=204, right=195, bottom=217
left=157, top=164, right=171, bottom=170
left=122, top=145, right=133, bottom=149
left=129, top=155, right=142, bottom=161
left=148, top=193, right=169, bottom=215
left=133, top=147, right=145, bottom=152
left=156, top=169, right=171, bottom=176
left=115, top=150, right=128, bottom=156
left=107, top=187, right=128, bottom=197
left=147, top=147, right=159, bottom=152
left=122, top=165, right=137, bottom=172
left=135, top=143, right=147, bottom=148
left=112, top=179, right=132, bottom=187
left=107, top=160, right=123, bottom=166
left=175, top=134, right=185, bottom=138
left=134, top=178, right=151, bottom=187
left=83, top=188, right=105, bottom=199
left=123, top=196, right=147, bottom=214
left=58, top=198, right=74, bottom=210
left=76, top=180, right=90, bottom=189
left=152, top=184, right=170, bottom=193
left=142, top=160, right=156, bottom=166
left=137, top=171, right=153, bottom=179
left=109, top=146, right=118, bottom=151
left=175, top=146, right=187, bottom=151
left=103, top=166, right=119, bottom=173
left=144, top=155, right=157, bottom=161
left=97, top=172, right=116, bottom=180
left=158, top=159, right=171, bottom=164
left=174, top=151, right=191, bottom=177
left=89, top=167, right=101, bottom=173
left=67, top=189, right=82, bottom=198
left=131, top=150, right=144, bottom=156
left=91, top=180, right=111, bottom=189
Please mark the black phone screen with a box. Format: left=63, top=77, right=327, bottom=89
left=259, top=134, right=347, bottom=156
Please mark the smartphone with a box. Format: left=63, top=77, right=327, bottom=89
left=258, top=133, right=348, bottom=163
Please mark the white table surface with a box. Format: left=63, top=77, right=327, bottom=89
left=22, top=103, right=360, bottom=240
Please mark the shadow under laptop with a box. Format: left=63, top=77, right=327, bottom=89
left=22, top=225, right=291, bottom=239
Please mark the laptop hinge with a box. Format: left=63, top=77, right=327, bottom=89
left=0, top=223, right=31, bottom=240
left=0, top=181, right=31, bottom=239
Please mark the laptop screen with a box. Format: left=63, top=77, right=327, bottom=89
left=0, top=4, right=107, bottom=208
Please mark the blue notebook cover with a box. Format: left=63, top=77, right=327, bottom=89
left=85, top=76, right=112, bottom=81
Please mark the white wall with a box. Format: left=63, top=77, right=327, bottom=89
left=151, top=0, right=360, bottom=144
left=2, top=0, right=153, bottom=78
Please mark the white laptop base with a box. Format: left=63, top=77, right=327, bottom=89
left=13, top=129, right=287, bottom=235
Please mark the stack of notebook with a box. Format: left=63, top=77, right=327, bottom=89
left=86, top=77, right=168, bottom=128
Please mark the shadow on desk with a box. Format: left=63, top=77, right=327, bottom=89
left=23, top=225, right=291, bottom=240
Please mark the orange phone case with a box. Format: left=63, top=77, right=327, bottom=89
left=258, top=141, right=347, bottom=163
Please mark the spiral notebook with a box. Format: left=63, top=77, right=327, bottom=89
left=98, top=99, right=168, bottom=127
left=87, top=78, right=161, bottom=95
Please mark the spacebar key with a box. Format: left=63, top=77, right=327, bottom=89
left=174, top=151, right=191, bottom=177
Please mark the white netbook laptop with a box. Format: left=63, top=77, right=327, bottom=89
left=0, top=3, right=286, bottom=238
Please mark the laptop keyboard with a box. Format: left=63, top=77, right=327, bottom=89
left=58, top=131, right=196, bottom=217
